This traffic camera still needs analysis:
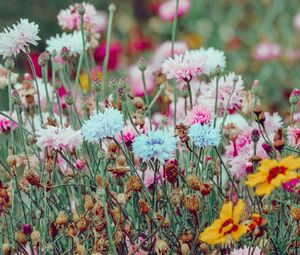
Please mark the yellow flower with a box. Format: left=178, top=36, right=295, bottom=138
left=199, top=200, right=249, bottom=245
left=245, top=156, right=300, bottom=196
left=80, top=70, right=103, bottom=92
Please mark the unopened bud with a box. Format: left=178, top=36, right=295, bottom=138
left=289, top=88, right=300, bottom=105
left=251, top=128, right=260, bottom=143
left=138, top=57, right=147, bottom=71
left=4, top=58, right=14, bottom=70
left=77, top=4, right=85, bottom=15
left=38, top=51, right=50, bottom=66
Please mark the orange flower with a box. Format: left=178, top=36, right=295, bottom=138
left=199, top=200, right=249, bottom=245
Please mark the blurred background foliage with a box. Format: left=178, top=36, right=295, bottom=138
left=1, top=0, right=300, bottom=111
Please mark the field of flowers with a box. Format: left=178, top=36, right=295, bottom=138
left=0, top=0, right=299, bottom=254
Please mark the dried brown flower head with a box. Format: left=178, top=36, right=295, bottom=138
left=139, top=199, right=150, bottom=214
left=127, top=176, right=143, bottom=192
left=183, top=194, right=199, bottom=214
left=175, top=123, right=190, bottom=143
left=164, top=159, right=179, bottom=184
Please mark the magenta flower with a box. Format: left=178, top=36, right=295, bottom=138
left=0, top=112, right=18, bottom=134
left=117, top=124, right=143, bottom=147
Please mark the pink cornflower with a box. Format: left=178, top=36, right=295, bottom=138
left=253, top=41, right=281, bottom=62
left=200, top=72, right=244, bottom=115
left=129, top=65, right=155, bottom=97
left=0, top=112, right=18, bottom=133
left=151, top=41, right=188, bottom=71
left=117, top=124, right=143, bottom=147
left=36, top=125, right=83, bottom=150
left=162, top=50, right=207, bottom=82
left=0, top=18, right=40, bottom=58
left=57, top=2, right=107, bottom=33
left=185, top=105, right=213, bottom=125
left=287, top=125, right=300, bottom=148
left=158, top=0, right=191, bottom=22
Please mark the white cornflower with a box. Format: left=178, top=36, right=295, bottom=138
left=0, top=18, right=40, bottom=58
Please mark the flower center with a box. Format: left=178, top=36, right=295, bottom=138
left=267, top=166, right=288, bottom=183
left=219, top=219, right=238, bottom=236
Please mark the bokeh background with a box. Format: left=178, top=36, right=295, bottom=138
left=1, top=0, right=300, bottom=111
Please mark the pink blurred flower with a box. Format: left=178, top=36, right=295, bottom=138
left=57, top=2, right=107, bottom=33
left=162, top=50, right=206, bottom=82
left=287, top=125, right=300, bottom=148
left=138, top=166, right=164, bottom=188
left=129, top=65, right=155, bottom=97
left=286, top=49, right=300, bottom=62
left=158, top=0, right=191, bottom=21
left=200, top=72, right=244, bottom=115
left=36, top=125, right=83, bottom=150
left=0, top=112, right=18, bottom=133
left=185, top=105, right=213, bottom=125
left=254, top=41, right=281, bottom=62
left=151, top=41, right=188, bottom=71
left=94, top=41, right=122, bottom=70
left=75, top=159, right=85, bottom=171
left=117, top=124, right=143, bottom=147
left=126, top=237, right=148, bottom=255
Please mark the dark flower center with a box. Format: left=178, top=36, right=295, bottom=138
left=267, top=166, right=288, bottom=183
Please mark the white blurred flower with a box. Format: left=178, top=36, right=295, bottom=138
left=0, top=18, right=40, bottom=58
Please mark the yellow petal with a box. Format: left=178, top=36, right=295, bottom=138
left=220, top=201, right=233, bottom=221
left=233, top=200, right=245, bottom=224
left=255, top=182, right=275, bottom=196
left=284, top=171, right=298, bottom=181
left=231, top=224, right=249, bottom=241
left=259, top=159, right=278, bottom=173
left=270, top=174, right=285, bottom=188
left=245, top=172, right=267, bottom=187
left=281, top=157, right=300, bottom=171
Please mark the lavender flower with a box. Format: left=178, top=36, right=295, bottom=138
left=81, top=108, right=124, bottom=142
left=188, top=123, right=221, bottom=148
left=132, top=130, right=177, bottom=163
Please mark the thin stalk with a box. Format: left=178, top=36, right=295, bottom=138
left=171, top=0, right=179, bottom=56
left=103, top=4, right=116, bottom=96
left=141, top=70, right=152, bottom=130
left=7, top=69, right=14, bottom=148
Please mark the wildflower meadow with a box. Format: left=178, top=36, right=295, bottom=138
left=0, top=1, right=300, bottom=254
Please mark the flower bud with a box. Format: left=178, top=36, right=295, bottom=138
left=128, top=176, right=143, bottom=192
left=92, top=78, right=101, bottom=92
left=215, top=65, right=221, bottom=75
left=22, top=224, right=33, bottom=236
left=251, top=80, right=261, bottom=96
left=251, top=128, right=260, bottom=143
left=31, top=230, right=40, bottom=246
left=139, top=199, right=150, bottom=214
left=77, top=4, right=85, bottom=15
left=15, top=231, right=27, bottom=245
left=56, top=211, right=68, bottom=226
left=138, top=57, right=147, bottom=71
left=164, top=159, right=178, bottom=184
left=289, top=88, right=300, bottom=105
left=181, top=243, right=190, bottom=255
left=61, top=47, right=70, bottom=61
left=273, top=140, right=285, bottom=152
left=2, top=243, right=12, bottom=255
left=109, top=77, right=118, bottom=91
left=262, top=142, right=274, bottom=156
left=4, top=58, right=14, bottom=70
left=183, top=194, right=199, bottom=214
left=38, top=51, right=50, bottom=67
left=65, top=91, right=73, bottom=105
left=108, top=3, right=116, bottom=12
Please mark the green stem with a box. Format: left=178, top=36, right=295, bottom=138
left=213, top=75, right=219, bottom=128
left=103, top=4, right=116, bottom=96
left=171, top=0, right=179, bottom=56
left=7, top=70, right=14, bottom=149
left=141, top=70, right=152, bottom=130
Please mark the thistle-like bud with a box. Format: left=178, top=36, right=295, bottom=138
left=38, top=51, right=50, bottom=67
left=183, top=194, right=199, bottom=214
left=251, top=128, right=260, bottom=143
left=55, top=211, right=68, bottom=226
left=65, top=91, right=73, bottom=105
left=77, top=4, right=85, bottom=15
left=2, top=243, right=12, bottom=255
left=164, top=159, right=179, bottom=184
left=262, top=142, right=274, bottom=156
left=215, top=65, right=221, bottom=76
left=4, top=58, right=14, bottom=70
left=251, top=80, right=261, bottom=97
left=92, top=78, right=101, bottom=92
left=128, top=176, right=143, bottom=192
left=118, top=83, right=128, bottom=102
left=138, top=57, right=147, bottom=71
left=289, top=88, right=300, bottom=105
left=31, top=230, right=41, bottom=246
left=139, top=199, right=150, bottom=214
left=61, top=46, right=70, bottom=61
left=109, top=77, right=118, bottom=91
left=54, top=79, right=62, bottom=90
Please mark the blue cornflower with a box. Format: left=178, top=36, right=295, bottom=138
left=132, top=130, right=177, bottom=163
left=188, top=123, right=221, bottom=148
left=81, top=108, right=124, bottom=142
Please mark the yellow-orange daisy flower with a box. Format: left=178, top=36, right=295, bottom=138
left=245, top=156, right=300, bottom=196
left=199, top=200, right=249, bottom=245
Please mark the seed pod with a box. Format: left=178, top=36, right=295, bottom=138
left=128, top=176, right=143, bottom=192
left=56, top=211, right=68, bottom=226
left=15, top=231, right=27, bottom=245
left=84, top=195, right=94, bottom=211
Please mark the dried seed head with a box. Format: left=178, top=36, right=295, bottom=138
left=114, top=229, right=123, bottom=244
left=155, top=239, right=170, bottom=255
left=76, top=244, right=87, bottom=255
left=31, top=230, right=41, bottom=246
left=138, top=57, right=147, bottom=71
left=15, top=231, right=27, bottom=245
left=181, top=243, right=190, bottom=255
left=132, top=97, right=145, bottom=109
left=164, top=159, right=179, bottom=184
left=128, top=176, right=143, bottom=192
left=187, top=174, right=202, bottom=191
left=183, top=194, right=199, bottom=214
left=68, top=223, right=77, bottom=237
left=94, top=236, right=109, bottom=253
left=56, top=211, right=68, bottom=226
left=291, top=207, right=300, bottom=221
left=289, top=88, right=300, bottom=105
left=38, top=51, right=50, bottom=66
left=2, top=243, right=11, bottom=255
left=200, top=182, right=213, bottom=196
left=170, top=188, right=183, bottom=206
left=199, top=243, right=209, bottom=254
left=139, top=199, right=150, bottom=214
left=84, top=194, right=94, bottom=211
left=181, top=229, right=193, bottom=243
left=175, top=123, right=190, bottom=143
left=77, top=216, right=88, bottom=233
